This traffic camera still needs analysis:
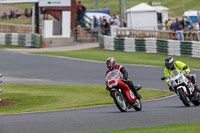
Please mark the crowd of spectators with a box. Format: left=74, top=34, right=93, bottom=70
left=98, top=14, right=120, bottom=35
left=166, top=17, right=200, bottom=32
left=1, top=8, right=32, bottom=20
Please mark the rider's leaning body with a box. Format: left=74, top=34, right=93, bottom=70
left=105, top=64, right=128, bottom=79
left=164, top=60, right=190, bottom=83
left=164, top=56, right=199, bottom=92
left=105, top=57, right=141, bottom=99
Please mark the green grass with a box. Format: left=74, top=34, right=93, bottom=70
left=7, top=3, right=34, bottom=9
left=33, top=48, right=200, bottom=69
left=0, top=84, right=171, bottom=114
left=0, top=17, right=32, bottom=25
left=0, top=45, right=25, bottom=49
left=80, top=122, right=200, bottom=133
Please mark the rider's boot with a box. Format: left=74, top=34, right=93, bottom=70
left=130, top=85, right=142, bottom=99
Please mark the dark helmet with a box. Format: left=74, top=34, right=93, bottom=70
left=165, top=56, right=174, bottom=70
left=106, top=57, right=116, bottom=71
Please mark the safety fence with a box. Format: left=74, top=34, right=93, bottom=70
left=73, top=27, right=99, bottom=42
left=0, top=23, right=33, bottom=34
left=0, top=33, right=42, bottom=48
left=99, top=35, right=200, bottom=58
left=116, top=28, right=200, bottom=42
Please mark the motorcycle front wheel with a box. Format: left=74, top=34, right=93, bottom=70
left=111, top=90, right=127, bottom=112
left=133, top=99, right=142, bottom=111
left=178, top=88, right=190, bottom=107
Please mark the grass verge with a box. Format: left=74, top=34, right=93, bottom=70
left=0, top=84, right=171, bottom=114
left=0, top=45, right=25, bottom=49
left=33, top=48, right=200, bottom=69
left=80, top=122, right=200, bottom=133
left=0, top=17, right=32, bottom=25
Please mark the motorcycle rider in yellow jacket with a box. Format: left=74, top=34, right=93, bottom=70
left=164, top=56, right=200, bottom=92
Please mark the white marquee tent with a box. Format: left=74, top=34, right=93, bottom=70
left=153, top=6, right=169, bottom=23
left=126, top=3, right=158, bottom=30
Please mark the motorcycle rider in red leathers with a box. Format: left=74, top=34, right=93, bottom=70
left=105, top=57, right=142, bottom=99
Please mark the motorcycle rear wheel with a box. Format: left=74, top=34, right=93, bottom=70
left=192, top=92, right=200, bottom=106
left=111, top=90, right=127, bottom=112
left=192, top=100, right=200, bottom=106
left=133, top=99, right=142, bottom=111
left=178, top=88, right=190, bottom=107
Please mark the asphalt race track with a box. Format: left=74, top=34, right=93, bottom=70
left=0, top=50, right=200, bottom=133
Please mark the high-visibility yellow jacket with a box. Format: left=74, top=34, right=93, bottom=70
left=164, top=61, right=190, bottom=83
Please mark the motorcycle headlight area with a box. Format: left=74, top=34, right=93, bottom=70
left=171, top=80, right=176, bottom=86
left=171, top=75, right=185, bottom=86
left=178, top=75, right=187, bottom=83
left=108, top=79, right=118, bottom=88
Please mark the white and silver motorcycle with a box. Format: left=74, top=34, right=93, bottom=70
left=161, top=66, right=200, bottom=107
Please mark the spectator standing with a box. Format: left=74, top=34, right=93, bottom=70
left=113, top=14, right=120, bottom=26
left=77, top=1, right=82, bottom=9
left=193, top=21, right=199, bottom=31
left=180, top=16, right=187, bottom=30
left=109, top=14, right=114, bottom=25
left=185, top=24, right=192, bottom=31
left=102, top=18, right=110, bottom=35
left=166, top=19, right=172, bottom=30
left=93, top=15, right=98, bottom=28
left=99, top=17, right=103, bottom=26
left=77, top=1, right=82, bottom=23
left=170, top=21, right=177, bottom=31
left=77, top=1, right=86, bottom=24
left=175, top=18, right=181, bottom=30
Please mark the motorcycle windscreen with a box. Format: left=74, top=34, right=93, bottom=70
left=170, top=69, right=179, bottom=78
left=105, top=69, right=121, bottom=81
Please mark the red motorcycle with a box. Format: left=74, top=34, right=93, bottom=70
left=106, top=69, right=142, bottom=112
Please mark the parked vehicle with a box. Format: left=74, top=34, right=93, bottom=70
left=161, top=66, right=200, bottom=107
left=105, top=69, right=142, bottom=112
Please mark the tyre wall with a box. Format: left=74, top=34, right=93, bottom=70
left=0, top=33, right=42, bottom=48
left=99, top=35, right=200, bottom=58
